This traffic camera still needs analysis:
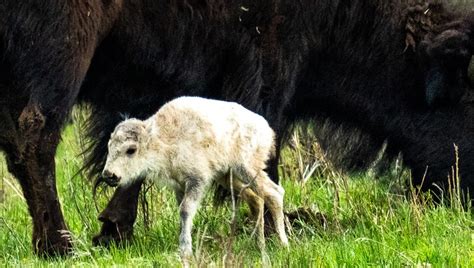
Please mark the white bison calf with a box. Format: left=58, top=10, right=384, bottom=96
left=101, top=96, right=288, bottom=262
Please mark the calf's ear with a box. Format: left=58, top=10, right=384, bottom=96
left=142, top=121, right=155, bottom=146
left=420, top=19, right=473, bottom=107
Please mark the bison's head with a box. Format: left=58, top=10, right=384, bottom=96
left=102, top=118, right=150, bottom=187
left=420, top=14, right=474, bottom=107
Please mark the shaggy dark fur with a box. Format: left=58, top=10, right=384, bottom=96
left=1, top=0, right=473, bottom=255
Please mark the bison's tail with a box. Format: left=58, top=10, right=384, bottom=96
left=76, top=106, right=123, bottom=181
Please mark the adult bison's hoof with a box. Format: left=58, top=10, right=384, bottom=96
left=285, top=207, right=328, bottom=230
left=92, top=218, right=134, bottom=247
left=34, top=231, right=73, bottom=257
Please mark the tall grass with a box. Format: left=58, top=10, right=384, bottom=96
left=1, top=113, right=473, bottom=267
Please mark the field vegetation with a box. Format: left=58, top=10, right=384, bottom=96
left=1, top=111, right=473, bottom=267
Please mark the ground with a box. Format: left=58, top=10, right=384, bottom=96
left=1, top=112, right=473, bottom=267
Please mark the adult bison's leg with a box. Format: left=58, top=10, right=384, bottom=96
left=92, top=180, right=144, bottom=246
left=11, top=94, right=100, bottom=255
left=0, top=103, right=63, bottom=254
left=4, top=110, right=71, bottom=255
left=3, top=3, right=106, bottom=254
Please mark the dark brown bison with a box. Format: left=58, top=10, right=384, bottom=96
left=0, top=0, right=473, bottom=256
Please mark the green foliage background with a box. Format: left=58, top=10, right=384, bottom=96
left=1, top=114, right=473, bottom=267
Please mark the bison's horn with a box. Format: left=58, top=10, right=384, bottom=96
left=469, top=56, right=474, bottom=85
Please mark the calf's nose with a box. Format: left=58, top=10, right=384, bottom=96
left=101, top=169, right=120, bottom=187
left=102, top=169, right=113, bottom=178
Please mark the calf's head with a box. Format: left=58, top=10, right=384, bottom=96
left=102, top=119, right=150, bottom=187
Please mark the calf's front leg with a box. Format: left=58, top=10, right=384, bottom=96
left=178, top=178, right=207, bottom=265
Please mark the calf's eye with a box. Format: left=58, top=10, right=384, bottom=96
left=126, top=147, right=137, bottom=156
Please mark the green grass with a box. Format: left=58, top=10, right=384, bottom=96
left=1, top=120, right=473, bottom=267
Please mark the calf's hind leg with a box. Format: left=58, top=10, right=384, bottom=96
left=247, top=170, right=289, bottom=247
left=230, top=180, right=265, bottom=248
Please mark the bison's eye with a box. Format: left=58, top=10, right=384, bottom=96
left=468, top=56, right=474, bottom=86
left=126, top=147, right=137, bottom=156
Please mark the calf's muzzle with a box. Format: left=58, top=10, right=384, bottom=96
left=101, top=169, right=121, bottom=187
